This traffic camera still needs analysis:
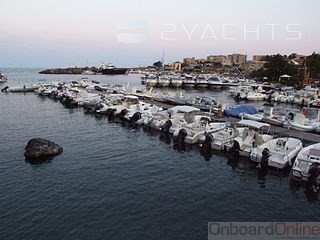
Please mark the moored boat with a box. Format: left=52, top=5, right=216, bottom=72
left=98, top=64, right=128, bottom=75
left=250, top=137, right=303, bottom=169
left=208, top=77, right=224, bottom=89
left=0, top=72, right=7, bottom=83
left=196, top=75, right=208, bottom=88
left=183, top=74, right=196, bottom=88
left=291, top=142, right=320, bottom=183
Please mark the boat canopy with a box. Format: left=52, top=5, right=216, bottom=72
left=223, top=105, right=258, bottom=118
left=169, top=105, right=200, bottom=113
left=237, top=119, right=270, bottom=131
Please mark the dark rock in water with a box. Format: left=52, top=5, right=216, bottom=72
left=24, top=138, right=63, bottom=161
left=39, top=67, right=97, bottom=74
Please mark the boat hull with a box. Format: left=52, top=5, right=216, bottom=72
left=99, top=68, right=128, bottom=75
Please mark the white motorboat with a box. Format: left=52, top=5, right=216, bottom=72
left=196, top=75, right=208, bottom=88
left=73, top=90, right=101, bottom=106
left=146, top=75, right=158, bottom=87
left=158, top=75, right=170, bottom=87
left=106, top=95, right=140, bottom=118
left=7, top=84, right=40, bottom=93
left=81, top=70, right=96, bottom=75
left=173, top=120, right=226, bottom=144
left=250, top=137, right=303, bottom=169
left=288, top=113, right=317, bottom=132
left=183, top=75, right=196, bottom=88
left=210, top=127, right=241, bottom=150
left=262, top=107, right=287, bottom=127
left=208, top=77, right=224, bottom=89
left=240, top=112, right=264, bottom=122
left=291, top=143, right=320, bottom=183
left=170, top=76, right=183, bottom=87
left=230, top=120, right=273, bottom=157
left=144, top=105, right=201, bottom=133
left=0, top=72, right=7, bottom=83
left=246, top=92, right=267, bottom=101
left=167, top=106, right=201, bottom=134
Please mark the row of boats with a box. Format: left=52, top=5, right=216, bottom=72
left=237, top=106, right=320, bottom=133
left=229, top=84, right=320, bottom=107
left=4, top=79, right=318, bottom=186
left=141, top=73, right=242, bottom=89
left=142, top=72, right=320, bottom=109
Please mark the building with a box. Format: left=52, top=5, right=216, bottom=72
left=207, top=55, right=227, bottom=64
left=170, top=61, right=182, bottom=71
left=206, top=55, right=233, bottom=66
left=228, top=54, right=247, bottom=65
left=252, top=55, right=267, bottom=62
left=183, top=57, right=196, bottom=65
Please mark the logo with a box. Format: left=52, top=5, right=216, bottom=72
left=117, top=20, right=148, bottom=43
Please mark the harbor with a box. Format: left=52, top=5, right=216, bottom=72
left=2, top=71, right=320, bottom=167
left=1, top=68, right=320, bottom=240
left=1, top=0, right=320, bottom=239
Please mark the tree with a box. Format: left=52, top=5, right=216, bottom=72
left=307, top=52, right=320, bottom=79
left=288, top=53, right=298, bottom=59
left=153, top=61, right=163, bottom=68
left=252, top=54, right=298, bottom=84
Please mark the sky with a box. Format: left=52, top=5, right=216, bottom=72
left=0, top=0, right=319, bottom=68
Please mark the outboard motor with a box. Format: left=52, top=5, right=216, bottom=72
left=199, top=132, right=213, bottom=161
left=257, top=148, right=270, bottom=180
left=266, top=94, right=272, bottom=103
left=173, top=129, right=187, bottom=152
left=49, top=90, right=58, bottom=100
left=234, top=93, right=241, bottom=102
left=258, top=148, right=270, bottom=169
left=226, top=140, right=240, bottom=168
left=1, top=86, right=9, bottom=92
left=174, top=128, right=187, bottom=145
left=159, top=131, right=171, bottom=145
left=94, top=103, right=103, bottom=112
left=83, top=103, right=96, bottom=114
left=63, top=96, right=77, bottom=108
left=118, top=109, right=128, bottom=120
left=107, top=108, right=117, bottom=120
left=199, top=132, right=213, bottom=152
left=308, top=163, right=320, bottom=193
left=130, top=112, right=141, bottom=123
left=159, top=120, right=172, bottom=133
left=288, top=112, right=294, bottom=121
left=228, top=140, right=240, bottom=158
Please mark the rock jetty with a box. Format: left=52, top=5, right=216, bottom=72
left=39, top=67, right=97, bottom=74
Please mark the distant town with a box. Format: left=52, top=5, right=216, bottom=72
left=135, top=52, right=320, bottom=87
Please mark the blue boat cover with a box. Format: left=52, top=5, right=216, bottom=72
left=223, top=105, right=258, bottom=118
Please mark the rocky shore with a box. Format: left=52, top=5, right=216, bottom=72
left=39, top=67, right=97, bottom=74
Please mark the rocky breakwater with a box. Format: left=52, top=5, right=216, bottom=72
left=39, top=67, right=97, bottom=74
left=24, top=138, right=63, bottom=164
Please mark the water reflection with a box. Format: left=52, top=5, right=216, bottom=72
left=172, top=141, right=185, bottom=152
left=159, top=132, right=171, bottom=145
left=200, top=149, right=212, bottom=161
left=227, top=155, right=239, bottom=169
left=290, top=180, right=319, bottom=204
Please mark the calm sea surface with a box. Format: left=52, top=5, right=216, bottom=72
left=0, top=68, right=319, bottom=240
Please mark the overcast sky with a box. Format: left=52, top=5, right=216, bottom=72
left=1, top=0, right=319, bottom=68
